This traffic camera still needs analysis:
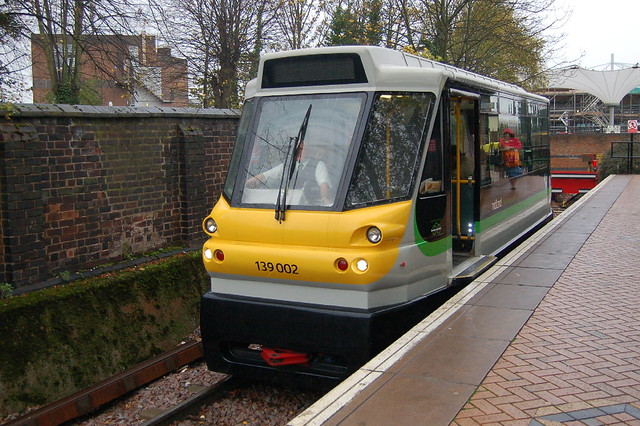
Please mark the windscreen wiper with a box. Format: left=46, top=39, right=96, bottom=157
left=275, top=104, right=312, bottom=222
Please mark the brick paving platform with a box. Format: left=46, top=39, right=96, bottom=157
left=292, top=175, right=640, bottom=426
left=454, top=175, right=640, bottom=426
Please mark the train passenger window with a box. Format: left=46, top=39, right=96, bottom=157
left=419, top=101, right=443, bottom=194
left=480, top=112, right=499, bottom=187
left=529, top=105, right=551, bottom=173
left=346, top=92, right=435, bottom=208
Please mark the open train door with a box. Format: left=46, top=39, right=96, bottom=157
left=450, top=91, right=480, bottom=255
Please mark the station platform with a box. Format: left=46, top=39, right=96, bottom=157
left=291, top=174, right=640, bottom=425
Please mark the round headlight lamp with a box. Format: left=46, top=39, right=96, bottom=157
left=366, top=226, right=382, bottom=244
left=204, top=248, right=213, bottom=260
left=204, top=218, right=218, bottom=234
left=356, top=259, right=369, bottom=272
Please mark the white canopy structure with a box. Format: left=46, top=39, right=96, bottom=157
left=549, top=65, right=640, bottom=106
left=548, top=62, right=640, bottom=129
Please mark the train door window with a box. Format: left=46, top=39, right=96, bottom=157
left=346, top=92, right=435, bottom=208
left=415, top=99, right=448, bottom=243
left=450, top=95, right=478, bottom=253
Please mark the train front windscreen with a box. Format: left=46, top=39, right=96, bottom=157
left=225, top=91, right=435, bottom=218
left=231, top=93, right=366, bottom=212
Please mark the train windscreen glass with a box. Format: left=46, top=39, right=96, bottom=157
left=239, top=93, right=366, bottom=210
left=262, top=54, right=368, bottom=88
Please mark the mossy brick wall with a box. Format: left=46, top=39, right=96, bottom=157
left=0, top=104, right=239, bottom=290
left=550, top=133, right=632, bottom=171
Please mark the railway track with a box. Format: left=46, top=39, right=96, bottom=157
left=4, top=341, right=320, bottom=426
left=5, top=340, right=205, bottom=426
left=139, top=376, right=241, bottom=426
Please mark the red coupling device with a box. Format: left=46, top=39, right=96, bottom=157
left=261, top=347, right=311, bottom=366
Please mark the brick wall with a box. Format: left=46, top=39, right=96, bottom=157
left=0, top=104, right=239, bottom=289
left=550, top=133, right=633, bottom=171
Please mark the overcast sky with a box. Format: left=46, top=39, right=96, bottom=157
left=550, top=0, right=640, bottom=69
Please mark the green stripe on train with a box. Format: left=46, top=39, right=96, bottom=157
left=414, top=187, right=550, bottom=257
left=475, top=188, right=550, bottom=234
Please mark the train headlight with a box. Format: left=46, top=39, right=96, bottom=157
left=355, top=259, right=369, bottom=272
left=204, top=248, right=213, bottom=260
left=203, top=217, right=218, bottom=235
left=366, top=226, right=382, bottom=244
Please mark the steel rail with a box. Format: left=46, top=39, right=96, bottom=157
left=141, top=376, right=241, bottom=426
left=6, top=341, right=203, bottom=426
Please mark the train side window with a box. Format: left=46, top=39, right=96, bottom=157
left=346, top=92, right=435, bottom=208
left=224, top=99, right=255, bottom=201
left=419, top=102, right=443, bottom=195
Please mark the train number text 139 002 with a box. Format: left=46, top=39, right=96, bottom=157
left=255, top=261, right=299, bottom=275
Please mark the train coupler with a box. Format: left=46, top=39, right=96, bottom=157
left=260, top=347, right=311, bottom=366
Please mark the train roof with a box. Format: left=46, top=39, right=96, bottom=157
left=248, top=46, right=548, bottom=104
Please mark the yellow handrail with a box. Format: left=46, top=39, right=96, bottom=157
left=454, top=99, right=462, bottom=238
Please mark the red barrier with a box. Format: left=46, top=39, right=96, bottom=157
left=551, top=171, right=598, bottom=194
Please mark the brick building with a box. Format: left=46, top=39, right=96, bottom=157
left=31, top=34, right=189, bottom=107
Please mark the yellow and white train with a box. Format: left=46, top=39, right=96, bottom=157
left=200, top=46, right=552, bottom=386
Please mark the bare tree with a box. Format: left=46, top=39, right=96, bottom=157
left=389, top=0, right=568, bottom=87
left=150, top=0, right=278, bottom=108
left=413, top=0, right=474, bottom=62
left=273, top=0, right=324, bottom=50
left=1, top=2, right=35, bottom=101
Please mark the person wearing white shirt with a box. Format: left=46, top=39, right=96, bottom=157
left=246, top=143, right=333, bottom=205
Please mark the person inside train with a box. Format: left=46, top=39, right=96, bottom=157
left=499, top=128, right=523, bottom=190
left=245, top=142, right=333, bottom=205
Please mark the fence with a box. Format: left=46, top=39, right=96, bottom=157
left=0, top=104, right=239, bottom=290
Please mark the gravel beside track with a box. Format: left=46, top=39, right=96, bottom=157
left=69, top=362, right=225, bottom=425
left=187, top=380, right=323, bottom=425
left=70, top=361, right=323, bottom=425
